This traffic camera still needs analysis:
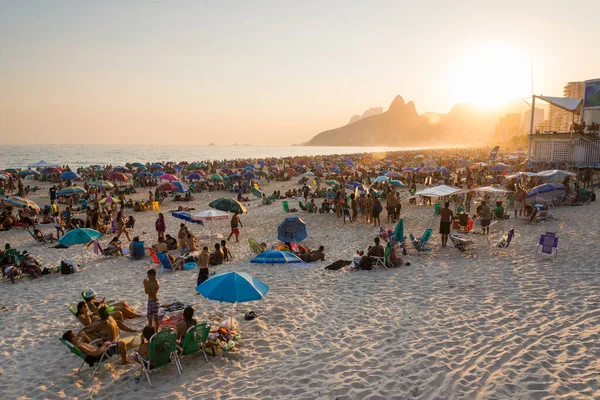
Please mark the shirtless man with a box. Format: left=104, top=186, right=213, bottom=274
left=62, top=329, right=130, bottom=365
left=85, top=306, right=137, bottom=342
left=438, top=202, right=454, bottom=247
left=197, top=246, right=210, bottom=286
left=309, top=246, right=325, bottom=262
left=144, top=269, right=160, bottom=332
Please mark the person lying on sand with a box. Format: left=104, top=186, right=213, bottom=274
left=33, top=228, right=55, bottom=242
left=84, top=306, right=137, bottom=342
left=62, top=329, right=130, bottom=365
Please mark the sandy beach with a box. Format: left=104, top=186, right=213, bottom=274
left=1, top=177, right=599, bottom=400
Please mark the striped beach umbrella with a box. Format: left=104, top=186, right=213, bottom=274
left=2, top=196, right=41, bottom=211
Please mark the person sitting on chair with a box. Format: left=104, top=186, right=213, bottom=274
left=209, top=243, right=224, bottom=265
left=356, top=237, right=384, bottom=270
left=62, top=329, right=130, bottom=365
left=33, top=228, right=55, bottom=243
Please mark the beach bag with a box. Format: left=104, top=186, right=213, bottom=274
left=60, top=260, right=74, bottom=274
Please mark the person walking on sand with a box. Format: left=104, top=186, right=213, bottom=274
left=438, top=202, right=453, bottom=247
left=144, top=269, right=160, bottom=332
left=155, top=213, right=165, bottom=241
left=115, top=211, right=131, bottom=241
left=227, top=212, right=242, bottom=242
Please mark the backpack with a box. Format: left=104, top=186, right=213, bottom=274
left=60, top=260, right=73, bottom=275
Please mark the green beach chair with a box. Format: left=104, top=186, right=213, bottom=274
left=177, top=322, right=211, bottom=365
left=59, top=338, right=115, bottom=382
left=248, top=239, right=261, bottom=255
left=282, top=201, right=289, bottom=212
left=410, top=228, right=433, bottom=252
left=135, top=329, right=182, bottom=388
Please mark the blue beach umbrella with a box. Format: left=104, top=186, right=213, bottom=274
left=59, top=171, right=79, bottom=180
left=389, top=180, right=405, bottom=187
left=138, top=171, right=151, bottom=177
left=187, top=173, right=203, bottom=180
left=152, top=171, right=165, bottom=177
left=373, top=176, right=389, bottom=184
left=250, top=250, right=302, bottom=264
left=57, top=186, right=85, bottom=195
left=525, top=183, right=566, bottom=201
left=345, top=181, right=365, bottom=191
left=58, top=228, right=102, bottom=265
left=196, top=271, right=269, bottom=303
left=385, top=171, right=402, bottom=178
left=172, top=181, right=189, bottom=193
left=277, top=217, right=308, bottom=242
left=19, top=170, right=39, bottom=176
left=171, top=211, right=204, bottom=225
left=244, top=172, right=257, bottom=180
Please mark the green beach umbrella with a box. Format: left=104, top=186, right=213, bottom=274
left=210, top=174, right=223, bottom=182
left=209, top=198, right=248, bottom=214
left=325, top=179, right=339, bottom=186
left=251, top=186, right=262, bottom=199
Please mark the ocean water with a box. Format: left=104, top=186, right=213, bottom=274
left=0, top=144, right=439, bottom=169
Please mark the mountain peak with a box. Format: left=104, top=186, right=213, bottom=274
left=388, top=95, right=405, bottom=112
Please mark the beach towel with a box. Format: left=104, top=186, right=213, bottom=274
left=324, top=260, right=352, bottom=270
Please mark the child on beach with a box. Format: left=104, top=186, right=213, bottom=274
left=221, top=239, right=232, bottom=262
left=143, top=269, right=160, bottom=332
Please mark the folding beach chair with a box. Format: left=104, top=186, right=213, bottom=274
left=148, top=248, right=160, bottom=264
left=68, top=302, right=84, bottom=325
left=131, top=241, right=145, bottom=260
left=248, top=239, right=261, bottom=255
left=282, top=201, right=290, bottom=212
left=157, top=252, right=174, bottom=273
left=536, top=232, right=558, bottom=260
left=59, top=338, right=116, bottom=382
left=409, top=228, right=433, bottom=252
left=177, top=322, right=211, bottom=365
left=449, top=234, right=475, bottom=255
left=492, top=228, right=514, bottom=255
left=28, top=230, right=49, bottom=244
left=94, top=240, right=118, bottom=257
left=372, top=242, right=391, bottom=269
left=134, top=329, right=182, bottom=388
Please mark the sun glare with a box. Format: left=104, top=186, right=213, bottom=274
left=451, top=45, right=530, bottom=110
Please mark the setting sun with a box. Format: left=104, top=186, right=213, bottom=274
left=451, top=45, right=531, bottom=109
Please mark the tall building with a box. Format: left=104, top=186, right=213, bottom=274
left=522, top=107, right=545, bottom=133
left=495, top=113, right=521, bottom=142
left=548, top=81, right=585, bottom=132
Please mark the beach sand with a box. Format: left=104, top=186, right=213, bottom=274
left=1, top=180, right=599, bottom=399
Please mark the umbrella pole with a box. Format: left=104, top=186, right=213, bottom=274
left=80, top=245, right=85, bottom=267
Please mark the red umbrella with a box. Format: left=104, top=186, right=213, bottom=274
left=108, top=172, right=128, bottom=181
left=157, top=182, right=178, bottom=191
left=160, top=174, right=179, bottom=181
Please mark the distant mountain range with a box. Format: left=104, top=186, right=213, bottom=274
left=306, top=95, right=530, bottom=146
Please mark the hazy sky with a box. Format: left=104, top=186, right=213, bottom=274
left=1, top=0, right=598, bottom=145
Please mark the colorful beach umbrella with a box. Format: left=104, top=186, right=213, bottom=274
left=251, top=186, right=262, bottom=199
left=160, top=174, right=178, bottom=181
left=250, top=250, right=302, bottom=264
left=171, top=211, right=204, bottom=225
left=172, top=181, right=189, bottom=193
left=385, top=171, right=403, bottom=178
left=389, top=180, right=405, bottom=187
left=99, top=196, right=120, bottom=204
left=209, top=198, right=247, bottom=214
left=89, top=180, right=114, bottom=189
left=210, top=174, right=223, bottom=182
left=157, top=182, right=178, bottom=192
left=2, top=196, right=40, bottom=211
left=196, top=271, right=269, bottom=303
left=277, top=217, right=308, bottom=242
left=526, top=183, right=566, bottom=201
left=108, top=172, right=128, bottom=181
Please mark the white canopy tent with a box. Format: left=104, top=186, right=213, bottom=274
left=537, top=96, right=583, bottom=114
left=407, top=185, right=463, bottom=199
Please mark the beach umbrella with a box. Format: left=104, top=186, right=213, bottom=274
left=171, top=211, right=204, bottom=225
left=108, top=172, right=128, bottom=181
left=372, top=176, right=389, bottom=184
left=172, top=181, right=189, bottom=193
left=251, top=186, right=262, bottom=199
left=4, top=168, right=17, bottom=174
left=220, top=168, right=234, bottom=175
left=389, top=180, right=406, bottom=187
left=59, top=171, right=79, bottom=180
left=437, top=167, right=451, bottom=174
left=244, top=165, right=255, bottom=171
left=151, top=163, right=163, bottom=170
left=385, top=171, right=402, bottom=178
left=302, top=171, right=315, bottom=176
left=0, top=174, right=9, bottom=180
left=393, top=219, right=405, bottom=243
left=99, top=196, right=120, bottom=204
left=57, top=186, right=85, bottom=195
left=258, top=160, right=266, bottom=166
left=210, top=174, right=223, bottom=182
left=284, top=167, right=296, bottom=175
left=250, top=250, right=302, bottom=264
left=277, top=216, right=308, bottom=242
left=138, top=171, right=151, bottom=177
left=491, top=163, right=509, bottom=171
left=330, top=167, right=341, bottom=173
left=187, top=173, right=203, bottom=180
left=193, top=209, right=229, bottom=236
left=131, top=162, right=144, bottom=168
left=157, top=182, right=178, bottom=192
left=419, top=166, right=437, bottom=174
left=2, top=196, right=40, bottom=212
left=174, top=165, right=183, bottom=172
left=325, top=179, right=339, bottom=186
left=152, top=171, right=165, bottom=177
left=113, top=166, right=129, bottom=172
left=243, top=172, right=257, bottom=180
left=537, top=170, right=576, bottom=183
left=19, top=170, right=38, bottom=176
left=58, top=228, right=102, bottom=266
left=402, top=167, right=417, bottom=172
left=160, top=174, right=179, bottom=181
left=89, top=180, right=114, bottom=189
left=136, top=165, right=147, bottom=171
left=526, top=183, right=566, bottom=202
left=209, top=198, right=247, bottom=214
left=196, top=271, right=269, bottom=303
left=345, top=181, right=365, bottom=191
left=256, top=171, right=268, bottom=178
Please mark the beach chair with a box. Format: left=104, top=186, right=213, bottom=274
left=248, top=239, right=261, bottom=255
left=131, top=241, right=145, bottom=259
left=409, top=229, right=433, bottom=252
left=157, top=252, right=174, bottom=273
left=306, top=201, right=314, bottom=213
left=148, top=248, right=160, bottom=264
left=28, top=230, right=49, bottom=244
left=492, top=228, right=514, bottom=255
left=282, top=201, right=290, bottom=212
left=94, top=240, right=118, bottom=257
left=67, top=302, right=84, bottom=325
left=176, top=322, right=211, bottom=365
left=135, top=329, right=182, bottom=388
left=536, top=232, right=558, bottom=260
left=59, top=338, right=116, bottom=382
left=449, top=234, right=475, bottom=255
left=298, top=201, right=307, bottom=211
left=372, top=243, right=391, bottom=269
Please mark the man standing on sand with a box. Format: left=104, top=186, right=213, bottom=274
left=227, top=212, right=242, bottom=242
left=513, top=187, right=525, bottom=218
left=438, top=202, right=454, bottom=247
left=197, top=246, right=210, bottom=287
left=143, top=269, right=160, bottom=333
